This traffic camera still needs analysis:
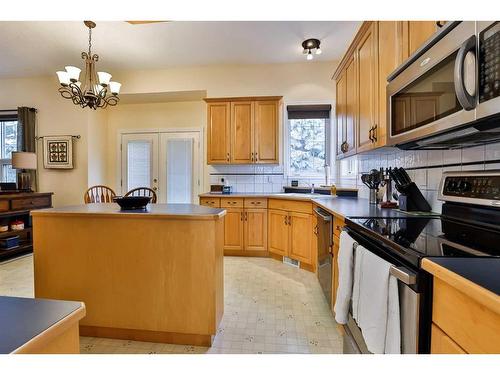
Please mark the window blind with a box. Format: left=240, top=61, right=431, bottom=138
left=286, top=104, right=331, bottom=119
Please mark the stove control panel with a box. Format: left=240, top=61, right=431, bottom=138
left=439, top=171, right=500, bottom=206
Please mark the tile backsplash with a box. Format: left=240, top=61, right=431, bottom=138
left=336, top=142, right=500, bottom=213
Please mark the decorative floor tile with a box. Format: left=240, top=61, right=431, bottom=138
left=0, top=255, right=342, bottom=354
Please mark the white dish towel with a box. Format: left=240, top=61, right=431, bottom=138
left=333, top=231, right=357, bottom=324
left=351, top=245, right=401, bottom=354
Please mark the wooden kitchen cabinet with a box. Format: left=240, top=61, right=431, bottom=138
left=244, top=208, right=267, bottom=252
left=336, top=55, right=357, bottom=159
left=254, top=100, right=280, bottom=163
left=268, top=209, right=289, bottom=256
left=231, top=101, right=254, bottom=164
left=205, top=97, right=282, bottom=165
left=207, top=102, right=231, bottom=164
left=223, top=208, right=244, bottom=251
left=289, top=212, right=313, bottom=264
left=431, top=324, right=466, bottom=354
left=402, top=21, right=441, bottom=59
left=335, top=71, right=346, bottom=158
left=356, top=22, right=379, bottom=153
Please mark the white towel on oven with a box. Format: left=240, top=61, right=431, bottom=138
left=352, top=246, right=401, bottom=354
left=333, top=231, right=356, bottom=324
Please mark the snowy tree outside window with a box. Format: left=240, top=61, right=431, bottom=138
left=289, top=118, right=327, bottom=176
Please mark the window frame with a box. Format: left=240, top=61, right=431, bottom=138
left=285, top=103, right=333, bottom=179
left=0, top=114, right=19, bottom=183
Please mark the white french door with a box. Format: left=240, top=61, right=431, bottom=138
left=121, top=131, right=201, bottom=203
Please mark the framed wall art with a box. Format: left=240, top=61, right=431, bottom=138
left=43, top=135, right=74, bottom=169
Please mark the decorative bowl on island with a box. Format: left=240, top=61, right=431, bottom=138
left=113, top=196, right=151, bottom=210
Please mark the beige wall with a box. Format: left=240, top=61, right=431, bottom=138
left=0, top=76, right=91, bottom=206
left=0, top=61, right=337, bottom=205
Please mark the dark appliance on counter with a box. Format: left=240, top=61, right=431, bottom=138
left=388, top=167, right=431, bottom=212
left=387, top=21, right=500, bottom=149
left=210, top=184, right=233, bottom=194
left=315, top=207, right=333, bottom=305
left=342, top=170, right=500, bottom=354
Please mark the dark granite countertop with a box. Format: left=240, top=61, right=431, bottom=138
left=424, top=257, right=500, bottom=296
left=0, top=296, right=84, bottom=354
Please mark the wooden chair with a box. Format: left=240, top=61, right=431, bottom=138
left=125, top=187, right=157, bottom=203
left=84, top=185, right=116, bottom=204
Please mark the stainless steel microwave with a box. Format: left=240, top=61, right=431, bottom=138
left=387, top=21, right=500, bottom=149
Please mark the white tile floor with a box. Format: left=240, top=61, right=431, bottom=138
left=0, top=254, right=342, bottom=354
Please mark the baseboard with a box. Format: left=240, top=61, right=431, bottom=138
left=224, top=250, right=269, bottom=257
left=79, top=325, right=213, bottom=347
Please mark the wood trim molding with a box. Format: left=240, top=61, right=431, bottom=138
left=422, top=259, right=500, bottom=315
left=79, top=325, right=213, bottom=347
left=12, top=303, right=86, bottom=354
left=224, top=250, right=270, bottom=257
left=204, top=96, right=283, bottom=103
left=332, top=21, right=373, bottom=80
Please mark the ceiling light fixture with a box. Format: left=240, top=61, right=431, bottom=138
left=56, top=21, right=121, bottom=110
left=301, top=38, right=322, bottom=61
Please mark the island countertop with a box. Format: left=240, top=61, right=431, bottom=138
left=31, top=203, right=226, bottom=220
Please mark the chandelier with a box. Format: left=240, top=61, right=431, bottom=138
left=56, top=21, right=121, bottom=110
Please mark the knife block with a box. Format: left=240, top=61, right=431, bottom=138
left=398, top=182, right=432, bottom=212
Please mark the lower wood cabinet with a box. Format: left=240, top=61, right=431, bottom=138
left=431, top=324, right=466, bottom=354
left=243, top=208, right=267, bottom=252
left=223, top=208, right=244, bottom=251
left=268, top=209, right=314, bottom=265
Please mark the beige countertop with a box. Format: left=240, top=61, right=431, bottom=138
left=31, top=203, right=226, bottom=220
left=199, top=192, right=337, bottom=202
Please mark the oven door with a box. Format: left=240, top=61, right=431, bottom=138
left=342, top=228, right=428, bottom=354
left=476, top=21, right=500, bottom=120
left=387, top=21, right=477, bottom=146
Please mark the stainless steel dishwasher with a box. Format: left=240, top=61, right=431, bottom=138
left=315, top=207, right=333, bottom=305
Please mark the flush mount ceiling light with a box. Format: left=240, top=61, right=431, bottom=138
left=302, top=38, right=322, bottom=61
left=56, top=21, right=121, bottom=110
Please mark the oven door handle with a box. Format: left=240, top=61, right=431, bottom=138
left=389, top=266, right=417, bottom=286
left=454, top=35, right=477, bottom=111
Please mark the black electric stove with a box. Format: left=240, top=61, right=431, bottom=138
left=346, top=170, right=500, bottom=269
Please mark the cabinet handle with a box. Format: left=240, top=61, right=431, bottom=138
left=436, top=21, right=445, bottom=28
left=368, top=127, right=373, bottom=142
left=284, top=216, right=288, bottom=225
left=245, top=212, right=248, bottom=221
left=288, top=216, right=292, bottom=225
left=314, top=224, right=319, bottom=235
left=255, top=152, right=258, bottom=162
left=241, top=212, right=244, bottom=221
left=372, top=124, right=377, bottom=143
left=227, top=152, right=230, bottom=162
left=336, top=225, right=341, bottom=231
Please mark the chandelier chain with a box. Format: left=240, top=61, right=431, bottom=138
left=88, top=27, right=92, bottom=55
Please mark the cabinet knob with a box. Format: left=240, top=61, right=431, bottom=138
left=254, top=152, right=258, bottom=162
left=226, top=153, right=230, bottom=162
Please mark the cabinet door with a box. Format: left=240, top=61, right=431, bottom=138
left=207, top=102, right=231, bottom=164
left=254, top=100, right=279, bottom=164
left=356, top=23, right=378, bottom=153
left=377, top=21, right=402, bottom=147
left=403, top=21, right=439, bottom=59
left=344, top=55, right=357, bottom=156
left=244, top=208, right=268, bottom=252
left=289, top=212, right=313, bottom=264
left=231, top=101, right=254, bottom=164
left=223, top=208, right=244, bottom=251
left=431, top=324, right=467, bottom=354
left=268, top=209, right=289, bottom=256
left=335, top=71, right=347, bottom=158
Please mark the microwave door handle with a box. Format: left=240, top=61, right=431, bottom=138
left=454, top=35, right=477, bottom=111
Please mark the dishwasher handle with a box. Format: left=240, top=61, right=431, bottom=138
left=390, top=266, right=417, bottom=286
left=314, top=207, right=332, bottom=222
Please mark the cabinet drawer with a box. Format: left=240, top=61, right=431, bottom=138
left=244, top=198, right=267, bottom=208
left=431, top=324, right=466, bottom=354
left=199, top=197, right=221, bottom=208
left=0, top=200, right=9, bottom=212
left=268, top=199, right=312, bottom=214
left=11, top=196, right=51, bottom=210
left=220, top=197, right=244, bottom=208
left=432, top=277, right=500, bottom=353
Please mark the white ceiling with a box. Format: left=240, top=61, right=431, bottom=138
left=0, top=21, right=361, bottom=78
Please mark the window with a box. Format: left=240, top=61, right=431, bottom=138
left=0, top=115, right=18, bottom=183
left=287, top=105, right=331, bottom=177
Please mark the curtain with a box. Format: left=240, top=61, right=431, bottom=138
left=17, top=107, right=37, bottom=191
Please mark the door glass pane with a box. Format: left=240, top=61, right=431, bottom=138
left=166, top=139, right=193, bottom=203
left=391, top=51, right=461, bottom=135
left=127, top=141, right=151, bottom=190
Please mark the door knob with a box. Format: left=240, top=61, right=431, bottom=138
left=153, top=187, right=158, bottom=191
left=153, top=178, right=158, bottom=183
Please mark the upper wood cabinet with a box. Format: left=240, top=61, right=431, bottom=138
left=356, top=22, right=378, bottom=153
left=333, top=21, right=444, bottom=158
left=205, top=96, right=282, bottom=165
left=207, top=102, right=231, bottom=163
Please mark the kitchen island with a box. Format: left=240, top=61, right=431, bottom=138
left=31, top=203, right=225, bottom=347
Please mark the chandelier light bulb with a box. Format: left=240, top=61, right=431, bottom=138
left=109, top=81, right=122, bottom=95
left=97, top=72, right=112, bottom=86
left=65, top=66, right=81, bottom=82
left=316, top=47, right=322, bottom=55
left=307, top=50, right=313, bottom=60
left=56, top=71, right=70, bottom=86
